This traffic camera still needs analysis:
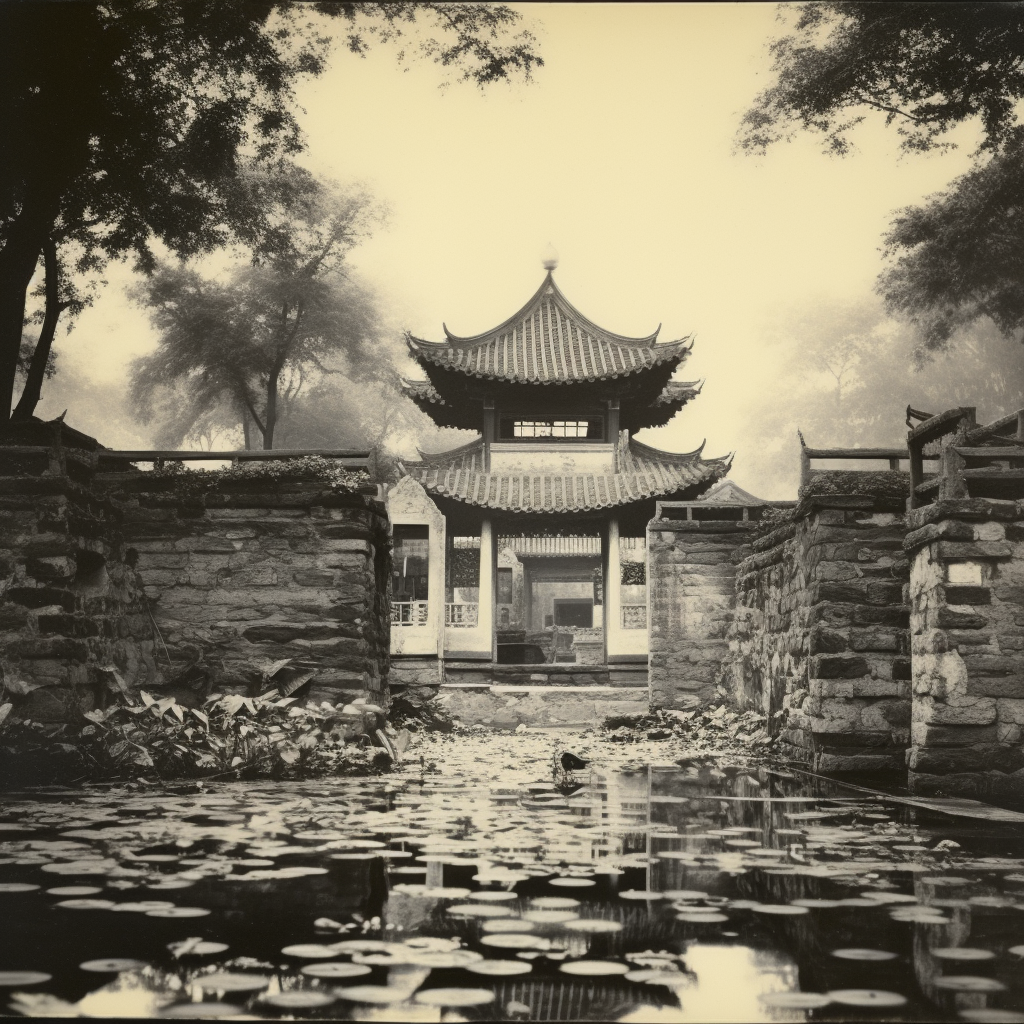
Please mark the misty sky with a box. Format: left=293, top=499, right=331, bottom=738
left=36, top=3, right=985, bottom=497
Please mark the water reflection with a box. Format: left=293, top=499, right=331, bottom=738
left=0, top=764, right=1023, bottom=1020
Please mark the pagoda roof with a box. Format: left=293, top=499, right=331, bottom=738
left=401, top=376, right=703, bottom=432
left=406, top=271, right=693, bottom=387
left=399, top=436, right=731, bottom=515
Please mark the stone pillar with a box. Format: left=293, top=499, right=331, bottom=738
left=480, top=518, right=496, bottom=660
left=905, top=497, right=1024, bottom=801
left=605, top=516, right=622, bottom=655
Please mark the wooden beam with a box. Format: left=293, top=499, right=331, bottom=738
left=98, top=449, right=370, bottom=463
left=953, top=447, right=1024, bottom=459
left=908, top=407, right=976, bottom=446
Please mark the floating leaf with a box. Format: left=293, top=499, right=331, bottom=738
left=930, top=948, right=996, bottom=961
left=414, top=988, right=496, bottom=1007
left=466, top=960, right=532, bottom=976
left=194, top=973, right=270, bottom=993
left=446, top=903, right=513, bottom=918
left=56, top=898, right=116, bottom=909
left=480, top=934, right=550, bottom=950
left=560, top=960, right=630, bottom=976
left=959, top=1012, right=1024, bottom=1023
left=0, top=972, right=51, bottom=986
left=46, top=886, right=101, bottom=896
left=281, top=944, right=338, bottom=958
left=530, top=897, right=580, bottom=909
left=263, top=992, right=337, bottom=1009
left=760, top=992, right=833, bottom=1009
left=564, top=919, right=623, bottom=933
left=935, top=976, right=1007, bottom=992
left=831, top=949, right=898, bottom=961
left=549, top=878, right=595, bottom=888
left=80, top=958, right=148, bottom=972
left=827, top=990, right=908, bottom=1007
left=676, top=912, right=728, bottom=924
left=334, top=985, right=416, bottom=1004
left=146, top=907, right=210, bottom=918
left=301, top=962, right=372, bottom=979
left=168, top=938, right=228, bottom=958
left=0, top=882, right=39, bottom=892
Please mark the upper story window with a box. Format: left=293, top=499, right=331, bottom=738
left=499, top=416, right=603, bottom=440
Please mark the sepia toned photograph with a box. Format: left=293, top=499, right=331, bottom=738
left=2, top=2, right=1024, bottom=1021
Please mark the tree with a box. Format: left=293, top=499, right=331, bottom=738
left=739, top=3, right=1024, bottom=157
left=879, top=131, right=1024, bottom=351
left=131, top=172, right=387, bottom=450
left=0, top=2, right=542, bottom=425
left=739, top=3, right=1024, bottom=353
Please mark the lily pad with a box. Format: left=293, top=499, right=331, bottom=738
left=168, top=939, right=229, bottom=957
left=263, top=991, right=337, bottom=1009
left=301, top=962, right=372, bottom=978
left=195, top=973, right=271, bottom=992
left=530, top=896, right=580, bottom=909
left=146, top=907, right=209, bottom=918
left=0, top=883, right=39, bottom=893
left=959, top=1012, right=1024, bottom=1023
left=560, top=960, right=630, bottom=976
left=831, top=949, right=898, bottom=961
left=466, top=960, right=532, bottom=976
left=281, top=944, right=339, bottom=958
left=446, top=903, right=513, bottom=917
left=752, top=904, right=809, bottom=915
left=56, top=898, right=116, bottom=909
left=482, top=919, right=536, bottom=933
left=415, top=988, right=496, bottom=1007
left=934, top=976, right=1007, bottom=992
left=549, top=877, right=595, bottom=887
left=564, top=919, right=623, bottom=933
left=676, top=912, right=728, bottom=924
left=827, top=989, right=907, bottom=1008
left=334, top=985, right=420, bottom=1004
left=468, top=890, right=518, bottom=901
left=46, top=886, right=102, bottom=896
left=930, top=948, right=996, bottom=961
left=480, top=933, right=550, bottom=950
left=112, top=901, right=176, bottom=913
left=761, top=992, right=833, bottom=1009
left=80, top=958, right=148, bottom=972
left=0, top=971, right=51, bottom=986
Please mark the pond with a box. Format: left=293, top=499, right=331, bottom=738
left=2, top=760, right=1024, bottom=1022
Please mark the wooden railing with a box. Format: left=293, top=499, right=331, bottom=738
left=391, top=601, right=429, bottom=626
left=906, top=406, right=1024, bottom=508
left=799, top=445, right=938, bottom=489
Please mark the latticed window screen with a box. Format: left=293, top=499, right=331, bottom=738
left=499, top=417, right=603, bottom=439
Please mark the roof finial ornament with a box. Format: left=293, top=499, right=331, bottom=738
left=541, top=242, right=559, bottom=272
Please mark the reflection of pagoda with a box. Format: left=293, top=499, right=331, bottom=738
left=386, top=261, right=731, bottom=686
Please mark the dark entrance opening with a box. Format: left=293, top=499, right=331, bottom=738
left=554, top=599, right=593, bottom=628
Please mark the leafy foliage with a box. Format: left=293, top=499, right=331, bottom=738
left=879, top=135, right=1024, bottom=350
left=0, top=689, right=391, bottom=786
left=800, top=469, right=910, bottom=501
left=145, top=456, right=371, bottom=495
left=0, top=1, right=542, bottom=420
left=388, top=688, right=455, bottom=733
left=740, top=3, right=1024, bottom=157
left=603, top=703, right=774, bottom=759
left=130, top=167, right=387, bottom=450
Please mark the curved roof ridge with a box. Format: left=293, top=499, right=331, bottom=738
left=628, top=436, right=707, bottom=464
left=441, top=270, right=662, bottom=348
left=411, top=436, right=484, bottom=465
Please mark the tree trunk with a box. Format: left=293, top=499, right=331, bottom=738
left=0, top=201, right=56, bottom=425
left=241, top=408, right=252, bottom=451
left=264, top=366, right=281, bottom=449
left=12, top=237, right=66, bottom=421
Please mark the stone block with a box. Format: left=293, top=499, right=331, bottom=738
left=849, top=627, right=901, bottom=652
left=810, top=654, right=869, bottom=678
left=851, top=605, right=910, bottom=628
left=937, top=607, right=987, bottom=629
left=908, top=744, right=1024, bottom=774
left=936, top=540, right=1013, bottom=561
left=966, top=676, right=1024, bottom=699
left=911, top=721, right=998, bottom=747
left=293, top=570, right=336, bottom=588
left=996, top=698, right=1024, bottom=725
left=816, top=752, right=905, bottom=773
left=809, top=627, right=847, bottom=654
left=915, top=697, right=997, bottom=726
left=944, top=585, right=991, bottom=606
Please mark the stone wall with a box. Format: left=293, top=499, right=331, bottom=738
left=0, top=428, right=391, bottom=723
left=905, top=497, right=1024, bottom=801
left=0, top=434, right=157, bottom=721
left=733, top=491, right=910, bottom=772
left=647, top=516, right=754, bottom=708
left=101, top=469, right=390, bottom=708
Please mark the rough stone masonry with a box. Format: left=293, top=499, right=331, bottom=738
left=0, top=423, right=390, bottom=721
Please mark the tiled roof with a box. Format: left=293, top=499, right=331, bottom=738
left=406, top=272, right=693, bottom=385
left=402, top=376, right=702, bottom=428
left=399, top=437, right=731, bottom=514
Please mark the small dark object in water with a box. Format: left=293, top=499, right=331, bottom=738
left=554, top=751, right=589, bottom=788
left=561, top=752, right=588, bottom=772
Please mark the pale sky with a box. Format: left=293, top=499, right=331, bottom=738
left=38, top=2, right=980, bottom=497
